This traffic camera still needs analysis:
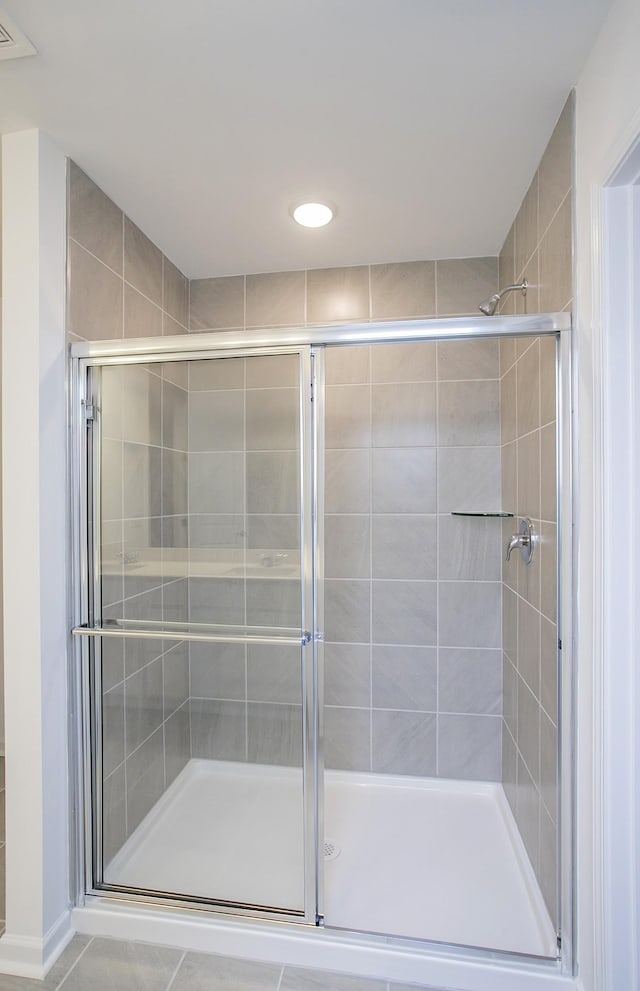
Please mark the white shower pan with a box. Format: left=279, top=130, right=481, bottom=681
left=104, top=759, right=557, bottom=958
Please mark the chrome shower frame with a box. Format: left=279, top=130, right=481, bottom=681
left=69, top=310, right=575, bottom=981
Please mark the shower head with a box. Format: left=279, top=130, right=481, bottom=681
left=478, top=279, right=528, bottom=316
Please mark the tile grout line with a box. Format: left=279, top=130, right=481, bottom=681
left=69, top=237, right=188, bottom=333
left=54, top=936, right=95, bottom=990
left=165, top=950, right=187, bottom=991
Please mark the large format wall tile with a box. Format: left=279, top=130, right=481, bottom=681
left=325, top=516, right=371, bottom=579
left=124, top=284, right=162, bottom=338
left=246, top=388, right=299, bottom=450
left=370, top=261, right=436, bottom=320
left=371, top=383, right=436, bottom=447
left=69, top=162, right=123, bottom=273
left=539, top=195, right=573, bottom=313
left=68, top=240, right=123, bottom=340
left=371, top=448, right=436, bottom=514
left=325, top=385, right=371, bottom=449
left=436, top=257, right=498, bottom=315
left=247, top=645, right=302, bottom=704
left=325, top=345, right=371, bottom=385
left=372, top=646, right=437, bottom=711
left=68, top=167, right=196, bottom=873
left=437, top=447, right=500, bottom=513
left=246, top=270, right=306, bottom=328
left=163, top=257, right=189, bottom=327
left=189, top=275, right=244, bottom=331
left=126, top=727, right=165, bottom=834
left=247, top=703, right=303, bottom=766
left=190, top=642, right=246, bottom=700
left=438, top=714, right=501, bottom=781
left=497, top=93, right=572, bottom=929
left=190, top=699, right=247, bottom=761
left=437, top=380, right=499, bottom=447
left=439, top=582, right=501, bottom=648
left=372, top=580, right=437, bottom=646
left=325, top=644, right=371, bottom=707
left=164, top=703, right=190, bottom=788
left=323, top=338, right=503, bottom=778
left=306, top=266, right=369, bottom=324
left=325, top=450, right=371, bottom=513
left=438, top=515, right=502, bottom=581
left=370, top=341, right=436, bottom=382
left=372, top=711, right=436, bottom=776
left=124, top=218, right=163, bottom=306
left=371, top=515, right=437, bottom=580
left=538, top=94, right=573, bottom=237
left=438, top=648, right=502, bottom=715
left=324, top=707, right=370, bottom=772
left=437, top=339, right=499, bottom=380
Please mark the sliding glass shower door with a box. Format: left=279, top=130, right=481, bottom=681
left=73, top=314, right=568, bottom=959
left=77, top=348, right=317, bottom=920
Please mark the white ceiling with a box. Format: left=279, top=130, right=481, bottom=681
left=0, top=0, right=610, bottom=279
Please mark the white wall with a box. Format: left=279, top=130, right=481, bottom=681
left=0, top=151, right=4, bottom=757
left=0, top=130, right=71, bottom=977
left=574, top=1, right=640, bottom=989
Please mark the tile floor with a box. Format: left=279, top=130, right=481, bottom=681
left=0, top=934, right=446, bottom=991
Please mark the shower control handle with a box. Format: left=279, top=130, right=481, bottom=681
left=506, top=518, right=536, bottom=565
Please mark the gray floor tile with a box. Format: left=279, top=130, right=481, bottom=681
left=45, top=935, right=93, bottom=989
left=281, top=967, right=386, bottom=991
left=390, top=985, right=450, bottom=991
left=58, top=938, right=181, bottom=991
left=171, top=951, right=281, bottom=991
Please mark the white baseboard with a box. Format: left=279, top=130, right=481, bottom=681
left=0, top=909, right=73, bottom=979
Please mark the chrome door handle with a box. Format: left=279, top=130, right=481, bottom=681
left=505, top=517, right=536, bottom=565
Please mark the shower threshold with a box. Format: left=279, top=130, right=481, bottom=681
left=104, top=759, right=556, bottom=958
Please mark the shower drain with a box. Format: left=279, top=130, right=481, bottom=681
left=324, top=839, right=341, bottom=861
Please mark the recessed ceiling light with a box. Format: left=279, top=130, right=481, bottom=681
left=292, top=202, right=334, bottom=228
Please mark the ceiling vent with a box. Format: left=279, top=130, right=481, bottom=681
left=0, top=9, right=36, bottom=60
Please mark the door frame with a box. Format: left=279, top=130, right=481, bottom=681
left=72, top=344, right=320, bottom=926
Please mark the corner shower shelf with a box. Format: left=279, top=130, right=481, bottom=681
left=450, top=512, right=514, bottom=518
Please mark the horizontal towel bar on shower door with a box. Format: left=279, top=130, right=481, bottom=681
left=72, top=624, right=312, bottom=647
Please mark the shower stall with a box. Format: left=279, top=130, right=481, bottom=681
left=71, top=312, right=571, bottom=969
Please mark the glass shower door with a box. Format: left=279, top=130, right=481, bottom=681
left=80, top=349, right=316, bottom=919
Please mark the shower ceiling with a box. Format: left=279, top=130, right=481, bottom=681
left=0, top=0, right=610, bottom=278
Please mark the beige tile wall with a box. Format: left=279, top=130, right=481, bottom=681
left=498, top=92, right=574, bottom=926
left=187, top=354, right=304, bottom=767
left=188, top=257, right=498, bottom=331
left=67, top=162, right=189, bottom=343
left=323, top=339, right=503, bottom=779
left=188, top=261, right=503, bottom=779
left=99, top=360, right=190, bottom=866
left=67, top=163, right=192, bottom=866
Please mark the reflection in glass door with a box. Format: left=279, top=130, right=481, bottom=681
left=81, top=349, right=316, bottom=919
